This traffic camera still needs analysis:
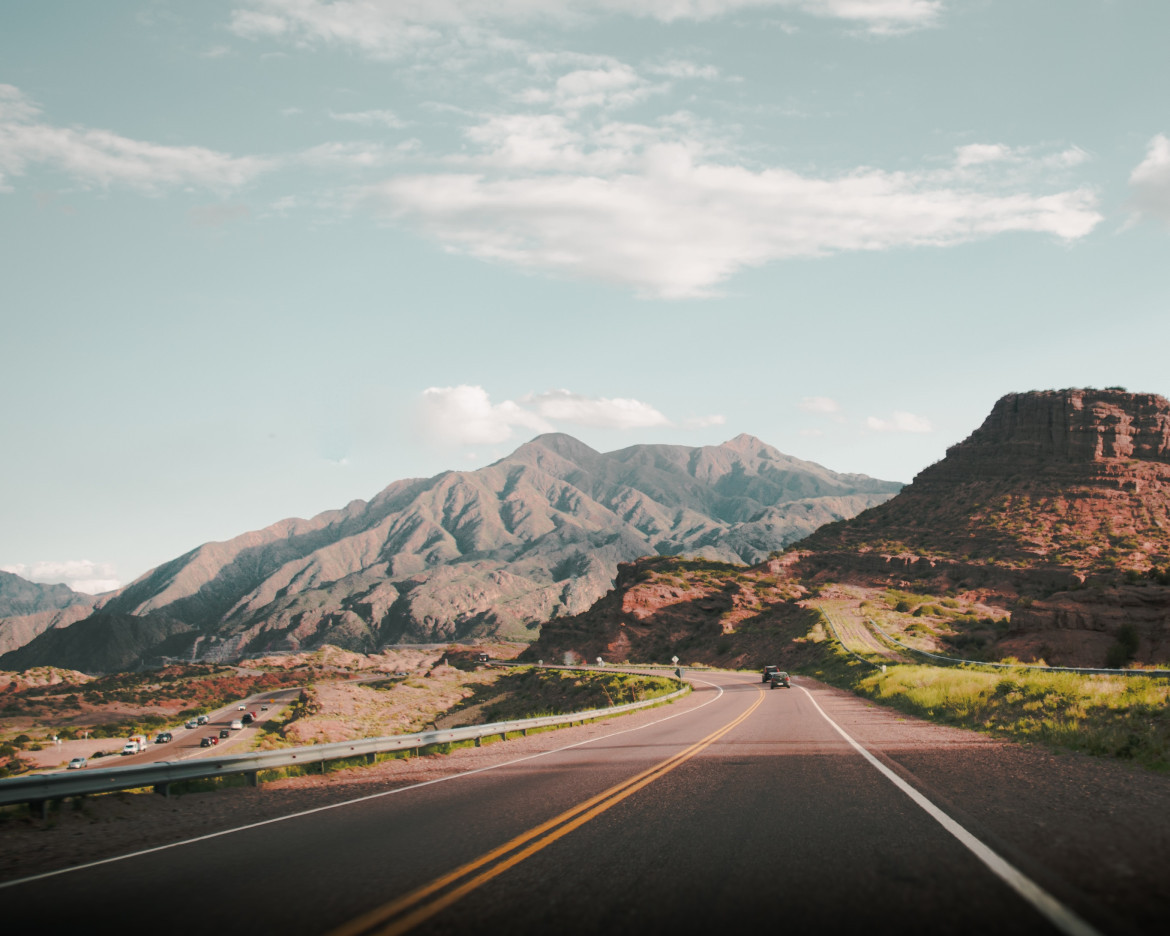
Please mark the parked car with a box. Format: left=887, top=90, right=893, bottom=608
left=230, top=720, right=243, bottom=730
left=769, top=671, right=792, bottom=689
left=67, top=757, right=87, bottom=769
left=762, top=665, right=779, bottom=682
left=219, top=728, right=230, bottom=739
left=154, top=732, right=173, bottom=743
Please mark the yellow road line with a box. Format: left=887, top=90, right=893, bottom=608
left=331, top=688, right=764, bottom=936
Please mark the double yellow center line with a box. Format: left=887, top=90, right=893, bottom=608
left=331, top=687, right=765, bottom=936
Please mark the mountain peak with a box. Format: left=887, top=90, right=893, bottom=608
left=721, top=433, right=770, bottom=454
left=943, top=387, right=1170, bottom=470
left=511, top=432, right=601, bottom=464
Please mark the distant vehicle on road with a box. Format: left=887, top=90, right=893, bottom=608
left=237, top=704, right=246, bottom=711
left=197, top=714, right=210, bottom=725
left=219, top=728, right=230, bottom=739
left=762, top=665, right=779, bottom=682
left=769, top=672, right=792, bottom=689
left=200, top=736, right=219, bottom=747
left=67, top=757, right=87, bottom=769
left=242, top=713, right=254, bottom=724
left=185, top=719, right=198, bottom=730
left=154, top=732, right=173, bottom=743
left=230, top=720, right=243, bottom=730
left=121, top=734, right=150, bottom=755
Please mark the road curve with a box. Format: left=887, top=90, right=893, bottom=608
left=1, top=672, right=1146, bottom=935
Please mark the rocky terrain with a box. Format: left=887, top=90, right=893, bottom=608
left=522, top=555, right=820, bottom=671
left=793, top=388, right=1170, bottom=665
left=0, top=433, right=899, bottom=674
left=527, top=390, right=1170, bottom=670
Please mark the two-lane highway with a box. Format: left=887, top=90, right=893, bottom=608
left=1, top=672, right=1125, bottom=935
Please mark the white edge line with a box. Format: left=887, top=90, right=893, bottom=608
left=798, top=686, right=1103, bottom=936
left=0, top=679, right=725, bottom=891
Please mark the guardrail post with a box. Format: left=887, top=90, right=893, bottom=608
left=521, top=728, right=528, bottom=737
left=30, top=799, right=47, bottom=820
left=246, top=771, right=258, bottom=787
left=365, top=752, right=376, bottom=765
left=153, top=782, right=170, bottom=798
left=474, top=736, right=482, bottom=747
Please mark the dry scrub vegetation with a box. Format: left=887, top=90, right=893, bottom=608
left=801, top=613, right=1170, bottom=771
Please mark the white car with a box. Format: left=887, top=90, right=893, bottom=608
left=67, top=757, right=87, bottom=769
left=237, top=704, right=246, bottom=711
left=230, top=720, right=244, bottom=730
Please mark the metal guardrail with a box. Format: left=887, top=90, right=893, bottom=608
left=865, top=618, right=1170, bottom=678
left=0, top=674, right=688, bottom=810
left=817, top=609, right=885, bottom=670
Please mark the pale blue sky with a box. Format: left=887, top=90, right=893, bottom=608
left=2, top=1, right=1168, bottom=593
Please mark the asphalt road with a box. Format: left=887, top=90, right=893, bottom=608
left=2, top=672, right=1139, bottom=936
left=78, top=689, right=299, bottom=770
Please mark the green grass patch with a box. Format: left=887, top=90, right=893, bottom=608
left=442, top=667, right=679, bottom=726
left=797, top=630, right=1170, bottom=770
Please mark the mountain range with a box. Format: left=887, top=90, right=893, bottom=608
left=0, top=433, right=900, bottom=673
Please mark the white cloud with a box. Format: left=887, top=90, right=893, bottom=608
left=330, top=109, right=406, bottom=129
left=1, top=560, right=121, bottom=595
left=799, top=396, right=841, bottom=414
left=418, top=385, right=714, bottom=446
left=227, top=0, right=943, bottom=59
left=951, top=142, right=1090, bottom=180
left=522, top=389, right=671, bottom=428
left=1129, top=134, right=1170, bottom=224
left=550, top=64, right=664, bottom=112
left=366, top=141, right=1101, bottom=298
left=866, top=411, right=933, bottom=433
left=0, top=84, right=271, bottom=194
left=420, top=385, right=552, bottom=446
left=298, top=141, right=399, bottom=169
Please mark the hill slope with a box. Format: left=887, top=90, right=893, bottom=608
left=0, top=572, right=97, bottom=657
left=1, top=433, right=899, bottom=673
left=795, top=388, right=1170, bottom=663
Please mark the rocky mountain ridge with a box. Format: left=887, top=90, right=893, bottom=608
left=0, top=433, right=900, bottom=673
left=0, top=572, right=97, bottom=658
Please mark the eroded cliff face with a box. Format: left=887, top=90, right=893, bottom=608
left=793, top=389, right=1170, bottom=665
left=942, top=389, right=1170, bottom=468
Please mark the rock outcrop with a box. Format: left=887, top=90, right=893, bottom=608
left=794, top=388, right=1170, bottom=665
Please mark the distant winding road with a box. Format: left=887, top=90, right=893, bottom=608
left=4, top=671, right=1160, bottom=936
